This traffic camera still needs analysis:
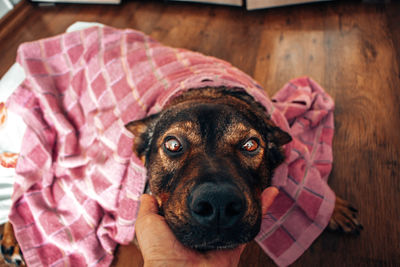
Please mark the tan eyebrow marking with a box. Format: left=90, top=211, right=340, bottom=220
left=221, top=123, right=265, bottom=147
left=158, top=121, right=202, bottom=147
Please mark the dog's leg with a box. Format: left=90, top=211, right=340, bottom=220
left=328, top=197, right=363, bottom=234
left=1, top=222, right=25, bottom=266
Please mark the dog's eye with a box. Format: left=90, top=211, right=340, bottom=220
left=242, top=138, right=259, bottom=152
left=164, top=138, right=182, bottom=153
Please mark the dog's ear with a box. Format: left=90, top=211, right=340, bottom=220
left=125, top=114, right=159, bottom=160
left=269, top=126, right=292, bottom=147
left=264, top=127, right=291, bottom=178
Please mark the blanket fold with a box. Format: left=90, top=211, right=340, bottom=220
left=6, top=25, right=335, bottom=267
left=256, top=78, right=335, bottom=266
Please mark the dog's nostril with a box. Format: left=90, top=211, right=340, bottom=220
left=193, top=201, right=213, bottom=217
left=226, top=201, right=242, bottom=217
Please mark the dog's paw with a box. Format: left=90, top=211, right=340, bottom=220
left=1, top=222, right=25, bottom=266
left=328, top=197, right=363, bottom=235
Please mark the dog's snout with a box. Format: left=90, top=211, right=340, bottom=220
left=189, top=182, right=245, bottom=228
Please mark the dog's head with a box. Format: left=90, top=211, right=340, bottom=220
left=126, top=87, right=291, bottom=250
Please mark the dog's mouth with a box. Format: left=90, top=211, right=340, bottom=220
left=165, top=214, right=261, bottom=251
left=162, top=181, right=262, bottom=251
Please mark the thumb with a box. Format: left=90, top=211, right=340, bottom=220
left=137, top=194, right=159, bottom=218
left=135, top=194, right=170, bottom=254
left=261, top=187, right=279, bottom=215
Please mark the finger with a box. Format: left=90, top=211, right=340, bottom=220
left=135, top=195, right=172, bottom=253
left=137, top=194, right=159, bottom=218
left=261, top=186, right=279, bottom=215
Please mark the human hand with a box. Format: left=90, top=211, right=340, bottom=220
left=135, top=187, right=279, bottom=267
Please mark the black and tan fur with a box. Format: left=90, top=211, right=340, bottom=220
left=126, top=87, right=292, bottom=249
left=125, top=87, right=362, bottom=250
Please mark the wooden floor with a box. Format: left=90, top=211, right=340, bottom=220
left=1, top=0, right=399, bottom=266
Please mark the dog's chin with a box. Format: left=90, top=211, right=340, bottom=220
left=177, top=231, right=257, bottom=251
left=167, top=219, right=261, bottom=252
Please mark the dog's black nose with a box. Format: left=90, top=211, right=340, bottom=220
left=188, top=182, right=245, bottom=228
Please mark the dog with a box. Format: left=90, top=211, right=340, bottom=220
left=124, top=86, right=363, bottom=250
left=125, top=87, right=292, bottom=250
left=0, top=222, right=24, bottom=266
left=1, top=86, right=362, bottom=266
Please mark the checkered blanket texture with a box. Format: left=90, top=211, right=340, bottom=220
left=6, top=26, right=335, bottom=266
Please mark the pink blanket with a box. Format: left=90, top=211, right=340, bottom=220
left=6, top=26, right=335, bottom=266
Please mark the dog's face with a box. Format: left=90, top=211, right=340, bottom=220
left=126, top=88, right=291, bottom=250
